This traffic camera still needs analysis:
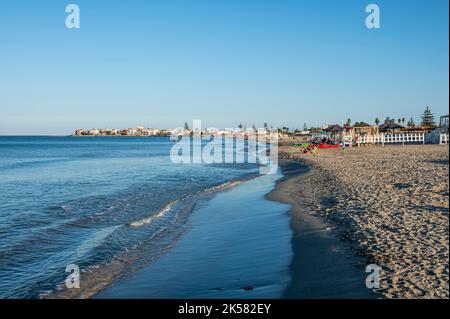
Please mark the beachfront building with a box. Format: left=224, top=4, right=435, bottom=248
left=216, top=129, right=234, bottom=137
left=98, top=129, right=118, bottom=136
left=90, top=129, right=100, bottom=136
left=324, top=124, right=343, bottom=134
left=426, top=115, right=450, bottom=144
left=74, top=129, right=91, bottom=136
left=149, top=129, right=161, bottom=135
left=340, top=122, right=379, bottom=145
left=323, top=124, right=343, bottom=142
left=379, top=122, right=404, bottom=133
left=74, top=127, right=168, bottom=136
left=352, top=122, right=379, bottom=136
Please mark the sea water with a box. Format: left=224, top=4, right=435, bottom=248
left=96, top=172, right=292, bottom=298
left=0, top=136, right=269, bottom=298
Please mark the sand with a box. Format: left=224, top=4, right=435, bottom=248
left=278, top=144, right=449, bottom=299
left=267, top=162, right=376, bottom=298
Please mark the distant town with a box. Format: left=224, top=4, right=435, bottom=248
left=74, top=127, right=171, bottom=137
left=74, top=106, right=449, bottom=141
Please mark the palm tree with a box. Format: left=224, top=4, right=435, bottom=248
left=375, top=118, right=380, bottom=126
left=346, top=118, right=352, bottom=126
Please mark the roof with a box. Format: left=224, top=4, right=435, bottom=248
left=353, top=122, right=371, bottom=127
left=324, top=124, right=343, bottom=132
left=379, top=122, right=404, bottom=131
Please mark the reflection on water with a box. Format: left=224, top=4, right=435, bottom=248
left=0, top=136, right=259, bottom=298
left=96, top=172, right=293, bottom=299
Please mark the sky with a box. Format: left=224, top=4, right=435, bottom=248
left=0, top=0, right=448, bottom=135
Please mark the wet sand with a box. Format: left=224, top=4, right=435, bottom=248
left=95, top=172, right=294, bottom=298
left=95, top=162, right=377, bottom=299
left=278, top=144, right=449, bottom=299
left=267, top=162, right=376, bottom=298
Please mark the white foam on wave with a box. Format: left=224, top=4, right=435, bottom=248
left=41, top=179, right=250, bottom=299
left=130, top=200, right=177, bottom=228
left=129, top=180, right=244, bottom=228
left=204, top=180, right=241, bottom=193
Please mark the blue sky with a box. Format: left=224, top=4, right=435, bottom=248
left=1, top=0, right=448, bottom=135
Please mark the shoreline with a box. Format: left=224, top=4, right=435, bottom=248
left=43, top=172, right=261, bottom=299
left=94, top=161, right=375, bottom=299
left=95, top=171, right=293, bottom=299
left=276, top=144, right=449, bottom=299
left=267, top=160, right=376, bottom=298
left=40, top=144, right=448, bottom=299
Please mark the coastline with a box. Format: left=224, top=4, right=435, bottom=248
left=39, top=144, right=448, bottom=299
left=95, top=171, right=293, bottom=299
left=95, top=159, right=376, bottom=299
left=267, top=160, right=375, bottom=298
left=43, top=173, right=261, bottom=299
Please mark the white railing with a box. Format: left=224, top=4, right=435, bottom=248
left=356, top=133, right=425, bottom=145
left=347, top=132, right=449, bottom=146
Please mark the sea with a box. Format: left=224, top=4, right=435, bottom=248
left=0, top=136, right=293, bottom=298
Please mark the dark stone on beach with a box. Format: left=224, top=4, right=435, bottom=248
left=394, top=183, right=410, bottom=189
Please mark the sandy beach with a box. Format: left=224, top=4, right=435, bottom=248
left=267, top=162, right=375, bottom=298
left=276, top=144, right=449, bottom=299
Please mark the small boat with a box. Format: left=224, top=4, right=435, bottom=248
left=317, top=142, right=341, bottom=149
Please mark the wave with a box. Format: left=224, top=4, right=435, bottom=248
left=129, top=200, right=177, bottom=228
left=203, top=180, right=242, bottom=193
left=41, top=178, right=252, bottom=299
left=0, top=158, right=74, bottom=170
left=128, top=179, right=245, bottom=229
